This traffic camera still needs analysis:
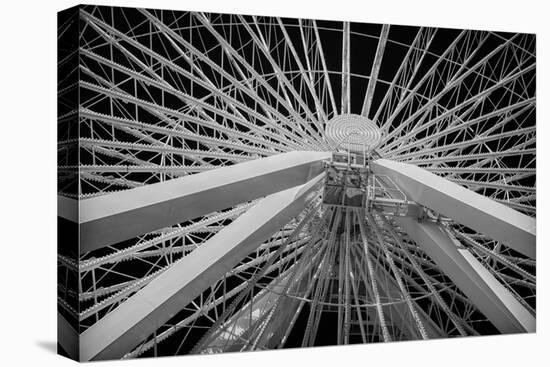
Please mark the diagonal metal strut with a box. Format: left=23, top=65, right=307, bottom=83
left=371, top=159, right=535, bottom=259
left=58, top=151, right=330, bottom=254
left=80, top=173, right=324, bottom=361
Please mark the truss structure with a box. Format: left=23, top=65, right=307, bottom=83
left=57, top=5, right=536, bottom=361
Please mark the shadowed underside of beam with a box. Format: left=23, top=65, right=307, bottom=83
left=80, top=173, right=324, bottom=361
left=58, top=151, right=330, bottom=254
left=371, top=159, right=536, bottom=259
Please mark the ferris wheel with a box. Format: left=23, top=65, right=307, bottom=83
left=57, top=5, right=536, bottom=361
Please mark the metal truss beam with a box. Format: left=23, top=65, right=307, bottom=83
left=396, top=126, right=535, bottom=161
left=407, top=148, right=535, bottom=165
left=362, top=25, right=390, bottom=118
left=81, top=9, right=312, bottom=151
left=373, top=261, right=444, bottom=339
left=277, top=18, right=329, bottom=124
left=389, top=98, right=534, bottom=156
left=123, top=242, right=313, bottom=358
left=379, top=30, right=468, bottom=133
left=60, top=151, right=329, bottom=254
left=230, top=14, right=325, bottom=140
left=312, top=20, right=338, bottom=115
left=341, top=22, right=351, bottom=114
left=202, top=271, right=295, bottom=353
left=394, top=217, right=535, bottom=334
left=201, top=259, right=315, bottom=353
left=80, top=173, right=324, bottom=361
left=75, top=137, right=251, bottom=162
left=374, top=27, right=436, bottom=124
left=381, top=34, right=529, bottom=149
left=186, top=12, right=322, bottom=147
left=371, top=159, right=535, bottom=259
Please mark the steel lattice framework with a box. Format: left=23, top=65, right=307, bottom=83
left=57, top=5, right=536, bottom=361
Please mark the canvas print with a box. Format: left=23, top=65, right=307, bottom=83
left=57, top=4, right=536, bottom=362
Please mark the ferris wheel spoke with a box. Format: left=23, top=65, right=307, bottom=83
left=79, top=108, right=282, bottom=156
left=341, top=21, right=351, bottom=115
left=380, top=32, right=528, bottom=147
left=377, top=214, right=469, bottom=336
left=300, top=207, right=341, bottom=347
left=311, top=20, right=339, bottom=116
left=202, top=236, right=326, bottom=353
left=189, top=204, right=328, bottom=353
left=367, top=213, right=430, bottom=339
left=394, top=126, right=535, bottom=161
left=59, top=7, right=536, bottom=357
left=234, top=15, right=327, bottom=143
left=373, top=27, right=437, bottom=125
left=72, top=152, right=328, bottom=254
left=388, top=98, right=534, bottom=157
left=80, top=48, right=299, bottom=151
left=194, top=16, right=324, bottom=150
left=124, top=242, right=306, bottom=357
left=277, top=18, right=329, bottom=124
left=361, top=25, right=390, bottom=118
left=356, top=210, right=392, bottom=341
left=406, top=147, right=535, bottom=165
left=449, top=178, right=535, bottom=195
left=77, top=138, right=253, bottom=162
left=381, top=60, right=534, bottom=153
left=82, top=10, right=313, bottom=151
left=378, top=30, right=470, bottom=133
left=79, top=80, right=292, bottom=155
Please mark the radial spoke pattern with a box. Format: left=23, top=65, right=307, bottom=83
left=58, top=5, right=535, bottom=360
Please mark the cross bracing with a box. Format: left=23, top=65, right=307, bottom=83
left=58, top=5, right=536, bottom=361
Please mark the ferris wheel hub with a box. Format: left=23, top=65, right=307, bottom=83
left=325, top=113, right=382, bottom=153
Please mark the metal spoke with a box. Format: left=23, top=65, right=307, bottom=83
left=58, top=6, right=536, bottom=360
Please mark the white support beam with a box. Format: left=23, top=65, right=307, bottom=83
left=79, top=174, right=324, bottom=361
left=59, top=151, right=330, bottom=254
left=394, top=217, right=535, bottom=334
left=371, top=159, right=535, bottom=259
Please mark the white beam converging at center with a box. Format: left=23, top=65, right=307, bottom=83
left=57, top=8, right=536, bottom=360
left=80, top=174, right=324, bottom=361
left=371, top=158, right=536, bottom=259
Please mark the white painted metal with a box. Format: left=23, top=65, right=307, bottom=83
left=371, top=159, right=535, bottom=259
left=80, top=174, right=324, bottom=361
left=394, top=217, right=535, bottom=334
left=58, top=9, right=536, bottom=357
left=362, top=24, right=390, bottom=118
left=76, top=151, right=329, bottom=253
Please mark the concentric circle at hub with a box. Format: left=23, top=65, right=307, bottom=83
left=325, top=113, right=382, bottom=153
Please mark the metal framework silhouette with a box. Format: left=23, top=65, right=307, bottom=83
left=57, top=5, right=536, bottom=361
